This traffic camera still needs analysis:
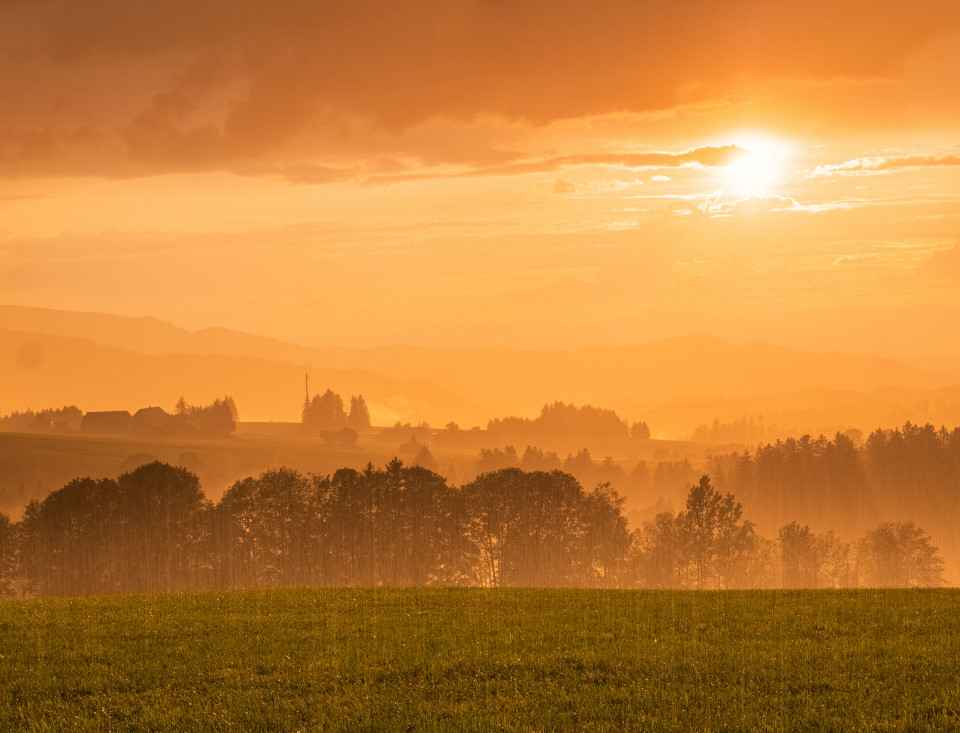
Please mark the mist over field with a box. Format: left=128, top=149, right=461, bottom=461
left=3, top=0, right=960, bottom=728
left=2, top=307, right=958, bottom=590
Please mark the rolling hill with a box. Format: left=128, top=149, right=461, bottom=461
left=0, top=327, right=483, bottom=425
left=2, top=305, right=957, bottom=428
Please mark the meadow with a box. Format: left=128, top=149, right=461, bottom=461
left=2, top=588, right=959, bottom=730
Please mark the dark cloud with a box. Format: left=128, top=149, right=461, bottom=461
left=1, top=0, right=959, bottom=177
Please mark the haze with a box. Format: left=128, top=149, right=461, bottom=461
left=4, top=0, right=960, bottom=582
left=6, top=5, right=960, bottom=727
left=1, top=0, right=959, bottom=372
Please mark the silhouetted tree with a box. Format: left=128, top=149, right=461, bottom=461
left=173, top=396, right=237, bottom=437
left=19, top=446, right=955, bottom=594
left=857, top=521, right=944, bottom=587
left=677, top=475, right=723, bottom=589
left=16, top=463, right=207, bottom=594
left=816, top=531, right=854, bottom=588
left=651, top=460, right=698, bottom=499
left=713, top=503, right=759, bottom=590
left=348, top=395, right=371, bottom=430
left=303, top=389, right=347, bottom=432
left=778, top=522, right=856, bottom=588
left=634, top=512, right=684, bottom=588
left=399, top=434, right=421, bottom=456
left=302, top=391, right=311, bottom=424
left=314, top=461, right=466, bottom=586
left=520, top=446, right=562, bottom=472
left=460, top=468, right=629, bottom=587
left=630, top=421, right=651, bottom=440
left=676, top=475, right=755, bottom=589
left=0, top=513, right=17, bottom=597
left=377, top=422, right=433, bottom=443
left=0, top=405, right=83, bottom=432
left=779, top=522, right=819, bottom=588
left=581, top=483, right=632, bottom=587
left=486, top=402, right=632, bottom=450
left=313, top=467, right=375, bottom=585
left=413, top=445, right=437, bottom=471
left=114, top=462, right=212, bottom=591
left=177, top=451, right=204, bottom=473
left=476, top=446, right=519, bottom=473
left=710, top=431, right=876, bottom=548
left=216, top=467, right=317, bottom=588
left=376, top=461, right=464, bottom=585
left=708, top=423, right=960, bottom=583
left=634, top=478, right=765, bottom=590
left=198, top=396, right=237, bottom=436
left=19, top=477, right=123, bottom=595
left=563, top=448, right=595, bottom=476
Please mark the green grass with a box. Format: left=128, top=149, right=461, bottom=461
left=2, top=589, right=959, bottom=731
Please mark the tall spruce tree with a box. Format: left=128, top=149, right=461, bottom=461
left=348, top=394, right=371, bottom=430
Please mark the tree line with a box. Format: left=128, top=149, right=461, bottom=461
left=0, top=405, right=83, bottom=432
left=391, top=403, right=651, bottom=455
left=0, top=398, right=237, bottom=438
left=632, top=476, right=942, bottom=589
left=302, top=389, right=371, bottom=444
left=707, top=423, right=960, bottom=578
left=472, top=445, right=697, bottom=501
left=0, top=461, right=943, bottom=597
left=486, top=402, right=650, bottom=449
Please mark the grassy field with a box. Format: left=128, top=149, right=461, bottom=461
left=2, top=589, right=959, bottom=730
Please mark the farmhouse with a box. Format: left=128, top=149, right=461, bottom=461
left=80, top=410, right=133, bottom=434
left=131, top=406, right=173, bottom=434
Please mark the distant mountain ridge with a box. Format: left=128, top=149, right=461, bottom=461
left=1, top=305, right=956, bottom=426
left=0, top=327, right=483, bottom=425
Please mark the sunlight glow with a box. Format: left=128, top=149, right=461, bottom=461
left=719, top=134, right=789, bottom=196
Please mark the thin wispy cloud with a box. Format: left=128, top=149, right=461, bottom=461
left=809, top=154, right=960, bottom=177
left=359, top=146, right=746, bottom=187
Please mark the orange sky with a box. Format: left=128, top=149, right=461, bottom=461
left=2, top=1, right=960, bottom=370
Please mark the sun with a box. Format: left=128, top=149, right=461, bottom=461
left=719, top=134, right=787, bottom=196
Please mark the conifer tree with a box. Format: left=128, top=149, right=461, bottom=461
left=348, top=394, right=371, bottom=430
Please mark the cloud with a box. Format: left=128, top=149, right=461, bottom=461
left=809, top=154, right=960, bottom=177
left=2, top=0, right=959, bottom=177
left=699, top=193, right=796, bottom=215
left=698, top=193, right=854, bottom=216
left=360, top=145, right=746, bottom=186
left=831, top=254, right=879, bottom=266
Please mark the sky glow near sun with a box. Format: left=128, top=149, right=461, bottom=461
left=718, top=135, right=789, bottom=197
left=1, top=1, right=960, bottom=369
